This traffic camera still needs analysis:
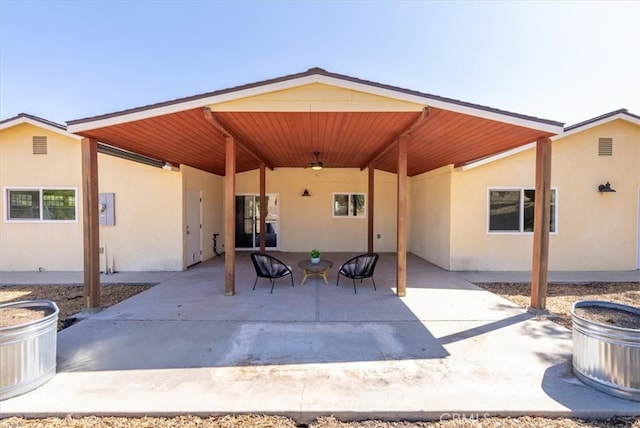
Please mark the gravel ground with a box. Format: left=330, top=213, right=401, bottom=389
left=0, top=414, right=638, bottom=428
left=0, top=282, right=638, bottom=427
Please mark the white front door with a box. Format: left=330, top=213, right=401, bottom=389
left=186, top=189, right=202, bottom=267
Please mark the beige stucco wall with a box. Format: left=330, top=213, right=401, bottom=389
left=0, top=123, right=84, bottom=270
left=549, top=119, right=639, bottom=270
left=1, top=130, right=220, bottom=272
left=450, top=150, right=535, bottom=271
left=408, top=165, right=452, bottom=270
left=235, top=168, right=397, bottom=252
left=97, top=154, right=183, bottom=271
left=209, top=82, right=423, bottom=112
left=4, top=115, right=636, bottom=273
left=183, top=165, right=224, bottom=264
left=450, top=118, right=640, bottom=271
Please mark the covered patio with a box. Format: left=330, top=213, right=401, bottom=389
left=2, top=254, right=638, bottom=421
left=67, top=68, right=563, bottom=308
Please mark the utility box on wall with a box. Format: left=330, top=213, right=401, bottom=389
left=99, top=193, right=115, bottom=226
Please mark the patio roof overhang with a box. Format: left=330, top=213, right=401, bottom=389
left=67, top=68, right=562, bottom=176
left=67, top=68, right=563, bottom=307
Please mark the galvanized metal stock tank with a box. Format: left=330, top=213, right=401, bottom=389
left=571, top=300, right=640, bottom=402
left=0, top=300, right=59, bottom=400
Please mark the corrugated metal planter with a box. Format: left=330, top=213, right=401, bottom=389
left=0, top=300, right=59, bottom=400
left=571, top=300, right=640, bottom=402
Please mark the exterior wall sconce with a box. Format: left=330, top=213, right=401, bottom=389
left=162, top=162, right=180, bottom=172
left=301, top=189, right=311, bottom=197
left=598, top=182, right=616, bottom=192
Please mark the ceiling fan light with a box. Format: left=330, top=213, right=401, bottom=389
left=310, top=151, right=323, bottom=170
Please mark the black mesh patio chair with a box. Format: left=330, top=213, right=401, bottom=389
left=250, top=252, right=294, bottom=294
left=336, top=253, right=379, bottom=294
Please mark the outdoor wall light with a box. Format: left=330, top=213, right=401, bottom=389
left=301, top=189, right=311, bottom=197
left=162, top=162, right=180, bottom=172
left=598, top=181, right=616, bottom=192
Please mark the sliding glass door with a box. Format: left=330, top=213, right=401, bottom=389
left=235, top=194, right=279, bottom=250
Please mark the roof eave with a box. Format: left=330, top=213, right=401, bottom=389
left=562, top=109, right=640, bottom=137
left=459, top=108, right=640, bottom=171
left=67, top=68, right=563, bottom=135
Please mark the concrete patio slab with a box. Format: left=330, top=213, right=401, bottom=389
left=0, top=270, right=178, bottom=285
left=1, top=253, right=638, bottom=422
left=461, top=270, right=640, bottom=284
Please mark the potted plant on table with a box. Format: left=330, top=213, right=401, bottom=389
left=310, top=248, right=321, bottom=264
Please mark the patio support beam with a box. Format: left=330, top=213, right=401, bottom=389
left=530, top=137, right=552, bottom=309
left=203, top=107, right=275, bottom=170
left=259, top=162, right=266, bottom=253
left=368, top=165, right=375, bottom=253
left=225, top=135, right=236, bottom=296
left=359, top=107, right=429, bottom=170
left=396, top=136, right=408, bottom=297
left=81, top=137, right=101, bottom=309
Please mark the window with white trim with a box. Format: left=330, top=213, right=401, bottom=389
left=6, top=188, right=77, bottom=221
left=333, top=193, right=366, bottom=217
left=488, top=188, right=556, bottom=233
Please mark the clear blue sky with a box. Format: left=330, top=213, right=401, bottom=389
left=1, top=0, right=639, bottom=126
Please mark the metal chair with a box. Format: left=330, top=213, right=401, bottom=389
left=336, top=253, right=379, bottom=294
left=250, top=252, right=294, bottom=293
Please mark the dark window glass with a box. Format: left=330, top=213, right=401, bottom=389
left=523, top=190, right=535, bottom=232
left=490, top=189, right=556, bottom=233
left=334, top=194, right=349, bottom=216
left=8, top=190, right=40, bottom=219
left=489, top=190, right=520, bottom=231
left=43, top=189, right=76, bottom=220
left=351, top=194, right=365, bottom=216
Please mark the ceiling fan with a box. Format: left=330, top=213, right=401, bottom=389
left=310, top=151, right=323, bottom=171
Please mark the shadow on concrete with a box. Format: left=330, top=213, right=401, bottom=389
left=438, top=312, right=533, bottom=345
left=540, top=359, right=640, bottom=414
left=57, top=253, right=457, bottom=372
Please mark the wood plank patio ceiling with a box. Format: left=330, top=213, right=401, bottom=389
left=75, top=107, right=554, bottom=177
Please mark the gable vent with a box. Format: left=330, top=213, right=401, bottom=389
left=33, top=136, right=48, bottom=154
left=598, top=138, right=613, bottom=156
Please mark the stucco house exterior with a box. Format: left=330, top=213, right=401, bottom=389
left=0, top=113, right=404, bottom=271
left=1, top=70, right=638, bottom=275
left=0, top=113, right=223, bottom=272
left=410, top=109, right=640, bottom=271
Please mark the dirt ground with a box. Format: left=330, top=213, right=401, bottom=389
left=0, top=282, right=638, bottom=427
left=476, top=282, right=639, bottom=329
left=0, top=284, right=152, bottom=331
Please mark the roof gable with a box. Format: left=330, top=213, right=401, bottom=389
left=64, top=68, right=563, bottom=177
left=459, top=109, right=639, bottom=171
left=208, top=82, right=424, bottom=112
left=562, top=109, right=640, bottom=138
left=0, top=113, right=80, bottom=139
left=67, top=68, right=562, bottom=134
